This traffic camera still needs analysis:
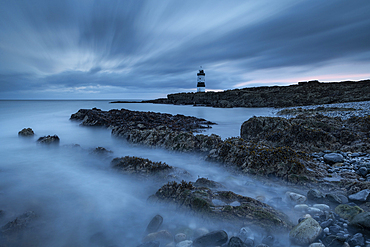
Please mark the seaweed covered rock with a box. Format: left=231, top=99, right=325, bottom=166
left=111, top=156, right=173, bottom=179
left=148, top=181, right=292, bottom=231
left=240, top=114, right=369, bottom=152
left=207, top=138, right=313, bottom=183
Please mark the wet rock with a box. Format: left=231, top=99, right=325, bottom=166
left=320, top=219, right=334, bottom=228
left=322, top=235, right=346, bottom=247
left=137, top=241, right=160, bottom=247
left=350, top=212, right=370, bottom=229
left=173, top=233, right=186, bottom=243
left=348, top=233, right=364, bottom=247
left=18, top=128, right=34, bottom=137
left=307, top=189, right=325, bottom=202
left=357, top=167, right=368, bottom=177
left=348, top=189, right=370, bottom=202
left=308, top=243, right=325, bottom=247
left=294, top=204, right=309, bottom=213
left=143, top=230, right=172, bottom=243
left=289, top=217, right=322, bottom=245
left=112, top=156, right=173, bottom=179
left=262, top=235, right=274, bottom=246
left=325, top=193, right=343, bottom=204
left=192, top=230, right=228, bottom=247
left=0, top=211, right=37, bottom=235
left=313, top=204, right=330, bottom=212
left=91, top=147, right=113, bottom=155
left=228, top=236, right=247, bottom=247
left=194, top=228, right=209, bottom=239
left=286, top=192, right=307, bottom=204
left=37, top=135, right=59, bottom=144
left=237, top=227, right=251, bottom=242
left=176, top=240, right=192, bottom=247
left=335, top=204, right=363, bottom=221
left=148, top=181, right=293, bottom=231
left=194, top=177, right=224, bottom=189
left=145, top=215, right=163, bottom=234
left=324, top=153, right=344, bottom=165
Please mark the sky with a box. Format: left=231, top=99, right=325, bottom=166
left=0, top=0, right=370, bottom=100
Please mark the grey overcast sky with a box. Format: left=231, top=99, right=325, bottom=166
left=1, top=0, right=370, bottom=99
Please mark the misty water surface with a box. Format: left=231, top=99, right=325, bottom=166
left=0, top=100, right=298, bottom=246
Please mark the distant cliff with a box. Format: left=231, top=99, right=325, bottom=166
left=146, top=79, right=370, bottom=108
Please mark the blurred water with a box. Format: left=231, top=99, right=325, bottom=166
left=0, top=100, right=291, bottom=246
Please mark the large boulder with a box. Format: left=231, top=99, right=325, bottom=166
left=350, top=212, right=370, bottom=229
left=289, top=217, right=322, bottom=245
left=348, top=189, right=370, bottom=202
left=148, top=181, right=292, bottom=231
left=240, top=117, right=291, bottom=140
left=334, top=204, right=363, bottom=221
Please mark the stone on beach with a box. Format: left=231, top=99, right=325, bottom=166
left=37, top=135, right=60, bottom=144
left=289, top=217, right=322, bottom=245
left=323, top=153, right=344, bottom=164
left=192, top=230, right=228, bottom=247
left=348, top=189, right=370, bottom=202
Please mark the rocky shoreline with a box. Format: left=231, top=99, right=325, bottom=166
left=114, top=80, right=370, bottom=109
left=66, top=101, right=370, bottom=246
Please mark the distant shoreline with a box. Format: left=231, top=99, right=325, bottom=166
left=111, top=79, right=370, bottom=108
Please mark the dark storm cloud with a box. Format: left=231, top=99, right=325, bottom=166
left=0, top=0, right=370, bottom=98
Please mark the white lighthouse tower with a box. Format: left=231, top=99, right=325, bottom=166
left=197, top=66, right=205, bottom=92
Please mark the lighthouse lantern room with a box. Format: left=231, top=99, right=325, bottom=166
left=197, top=66, right=205, bottom=92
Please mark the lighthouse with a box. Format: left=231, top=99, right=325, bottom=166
left=197, top=66, right=205, bottom=92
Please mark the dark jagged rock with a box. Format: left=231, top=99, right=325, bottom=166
left=70, top=108, right=215, bottom=132
left=194, top=178, right=224, bottom=189
left=18, top=128, right=34, bottom=137
left=228, top=236, right=247, bottom=247
left=111, top=156, right=173, bottom=179
left=240, top=115, right=370, bottom=153
left=37, top=135, right=60, bottom=144
left=162, top=80, right=370, bottom=108
left=91, top=147, right=113, bottom=155
left=148, top=181, right=293, bottom=231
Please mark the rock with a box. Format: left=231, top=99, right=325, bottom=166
left=323, top=153, right=344, bottom=164
left=194, top=228, right=209, bottom=239
left=322, top=235, right=346, bottom=247
left=308, top=243, right=325, bottom=247
left=348, top=233, right=364, bottom=247
left=37, top=135, right=59, bottom=144
left=357, top=167, right=368, bottom=177
left=176, top=240, right=192, bottom=247
left=1, top=211, right=37, bottom=235
left=335, top=204, right=363, bottom=220
left=137, top=241, right=160, bottom=247
left=228, top=236, right=247, bottom=247
left=325, top=193, right=343, bottom=204
left=350, top=212, right=370, bottom=229
left=145, top=215, right=163, bottom=234
left=313, top=204, right=330, bottom=212
left=262, top=235, right=274, bottom=246
left=237, top=227, right=251, bottom=242
left=143, top=230, right=172, bottom=243
left=320, top=219, right=334, bottom=228
left=308, top=207, right=323, bottom=215
left=112, top=156, right=173, bottom=179
left=18, top=128, right=34, bottom=136
left=348, top=189, right=370, bottom=202
left=286, top=192, right=307, bottom=204
left=174, top=233, right=187, bottom=243
left=192, top=230, right=228, bottom=247
left=193, top=177, right=224, bottom=189
left=294, top=204, right=309, bottom=212
left=91, top=147, right=113, bottom=155
left=289, top=217, right=322, bottom=245
left=148, top=181, right=293, bottom=231
left=307, top=189, right=325, bottom=203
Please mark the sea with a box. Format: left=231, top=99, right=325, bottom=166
left=0, top=100, right=294, bottom=246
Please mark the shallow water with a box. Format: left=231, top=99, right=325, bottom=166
left=0, top=100, right=299, bottom=246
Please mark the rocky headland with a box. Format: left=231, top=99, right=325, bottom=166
left=125, top=79, right=370, bottom=108
left=69, top=102, right=370, bottom=247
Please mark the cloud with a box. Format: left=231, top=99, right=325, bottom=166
left=0, top=0, right=369, bottom=98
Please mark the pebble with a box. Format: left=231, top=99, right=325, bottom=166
left=286, top=192, right=307, bottom=204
